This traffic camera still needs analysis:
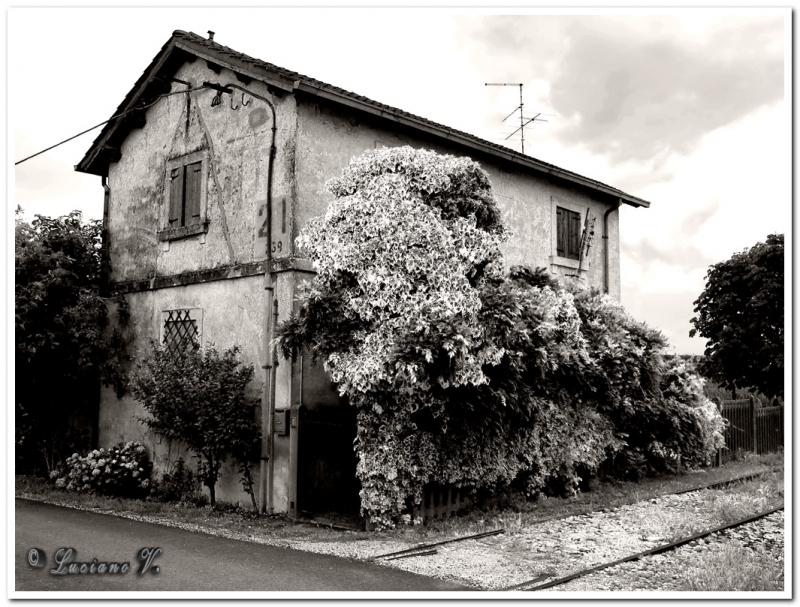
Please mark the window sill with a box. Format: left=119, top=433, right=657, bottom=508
left=158, top=222, right=209, bottom=242
left=549, top=255, right=581, bottom=270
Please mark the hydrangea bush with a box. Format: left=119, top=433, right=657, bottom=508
left=278, top=146, right=725, bottom=527
left=52, top=441, right=151, bottom=497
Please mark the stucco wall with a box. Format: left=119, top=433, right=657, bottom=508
left=106, top=62, right=297, bottom=283
left=100, top=277, right=268, bottom=506
left=101, top=59, right=301, bottom=508
left=293, top=99, right=622, bottom=299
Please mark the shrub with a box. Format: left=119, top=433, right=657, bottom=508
left=568, top=288, right=725, bottom=479
left=278, top=146, right=725, bottom=527
left=53, top=441, right=151, bottom=497
left=148, top=458, right=205, bottom=505
left=129, top=343, right=260, bottom=509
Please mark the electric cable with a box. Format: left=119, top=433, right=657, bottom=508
left=15, top=85, right=210, bottom=166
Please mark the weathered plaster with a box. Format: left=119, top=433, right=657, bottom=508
left=107, top=61, right=298, bottom=283
left=100, top=277, right=268, bottom=506
left=293, top=99, right=623, bottom=298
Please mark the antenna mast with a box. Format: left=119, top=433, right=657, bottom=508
left=485, top=82, right=547, bottom=155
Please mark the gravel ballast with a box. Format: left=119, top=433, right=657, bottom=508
left=553, top=510, right=785, bottom=592
left=371, top=486, right=783, bottom=589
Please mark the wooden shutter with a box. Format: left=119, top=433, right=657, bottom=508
left=169, top=166, right=184, bottom=227
left=556, top=207, right=565, bottom=257
left=569, top=210, right=581, bottom=260
left=184, top=161, right=203, bottom=225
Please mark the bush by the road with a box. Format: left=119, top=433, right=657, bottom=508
left=53, top=441, right=151, bottom=497
left=15, top=210, right=129, bottom=475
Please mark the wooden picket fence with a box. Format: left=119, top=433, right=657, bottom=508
left=713, top=397, right=784, bottom=465
left=410, top=483, right=472, bottom=523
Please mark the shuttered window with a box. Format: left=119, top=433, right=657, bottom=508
left=556, top=206, right=582, bottom=260
left=168, top=161, right=203, bottom=228
left=184, top=161, right=202, bottom=224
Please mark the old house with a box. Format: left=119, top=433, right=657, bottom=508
left=76, top=30, right=650, bottom=518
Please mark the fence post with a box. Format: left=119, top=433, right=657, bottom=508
left=713, top=397, right=722, bottom=467
left=750, top=396, right=758, bottom=454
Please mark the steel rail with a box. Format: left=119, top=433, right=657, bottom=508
left=384, top=549, right=439, bottom=561
left=672, top=468, right=775, bottom=495
left=371, top=469, right=775, bottom=563
left=372, top=528, right=505, bottom=561
left=504, top=505, right=784, bottom=591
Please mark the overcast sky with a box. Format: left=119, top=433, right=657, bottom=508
left=10, top=8, right=790, bottom=354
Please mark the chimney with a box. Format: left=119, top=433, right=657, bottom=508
left=208, top=30, right=215, bottom=41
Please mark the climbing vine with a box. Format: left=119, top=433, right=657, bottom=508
left=277, top=146, right=724, bottom=528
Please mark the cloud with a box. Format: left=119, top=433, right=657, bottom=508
left=457, top=15, right=784, bottom=164
left=622, top=235, right=717, bottom=282
left=621, top=287, right=708, bottom=354
left=678, top=200, right=721, bottom=239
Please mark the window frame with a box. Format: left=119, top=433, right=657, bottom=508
left=549, top=197, right=586, bottom=271
left=159, top=307, right=204, bottom=351
left=159, top=150, right=210, bottom=243
left=557, top=206, right=582, bottom=261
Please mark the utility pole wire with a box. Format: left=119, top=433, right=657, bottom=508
left=15, top=85, right=209, bottom=166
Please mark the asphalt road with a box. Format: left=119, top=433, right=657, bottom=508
left=15, top=498, right=469, bottom=592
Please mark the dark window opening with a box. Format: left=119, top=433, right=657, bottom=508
left=556, top=206, right=582, bottom=261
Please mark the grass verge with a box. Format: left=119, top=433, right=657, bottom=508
left=680, top=543, right=784, bottom=591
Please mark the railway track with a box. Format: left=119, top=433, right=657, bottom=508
left=371, top=467, right=778, bottom=563
left=503, top=505, right=783, bottom=591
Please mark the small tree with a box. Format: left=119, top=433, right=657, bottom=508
left=690, top=234, right=784, bottom=399
left=130, top=343, right=261, bottom=508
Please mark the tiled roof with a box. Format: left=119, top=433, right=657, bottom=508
left=76, top=30, right=649, bottom=208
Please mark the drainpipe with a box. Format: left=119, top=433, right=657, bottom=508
left=95, top=175, right=111, bottom=450
left=204, top=81, right=278, bottom=514
left=101, top=176, right=111, bottom=295
left=603, top=199, right=621, bottom=295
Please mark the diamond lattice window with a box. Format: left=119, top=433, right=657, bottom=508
left=162, top=309, right=201, bottom=356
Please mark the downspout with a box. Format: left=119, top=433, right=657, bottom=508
left=603, top=200, right=621, bottom=295
left=204, top=81, right=278, bottom=514
left=101, top=176, right=111, bottom=295
left=96, top=175, right=111, bottom=451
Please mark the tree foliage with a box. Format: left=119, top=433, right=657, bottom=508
left=15, top=209, right=128, bottom=474
left=278, top=146, right=725, bottom=527
left=129, top=343, right=261, bottom=508
left=690, top=234, right=784, bottom=399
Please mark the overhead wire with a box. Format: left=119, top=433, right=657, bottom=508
left=15, top=85, right=210, bottom=166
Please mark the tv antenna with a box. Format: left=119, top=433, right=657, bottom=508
left=485, top=82, right=547, bottom=155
